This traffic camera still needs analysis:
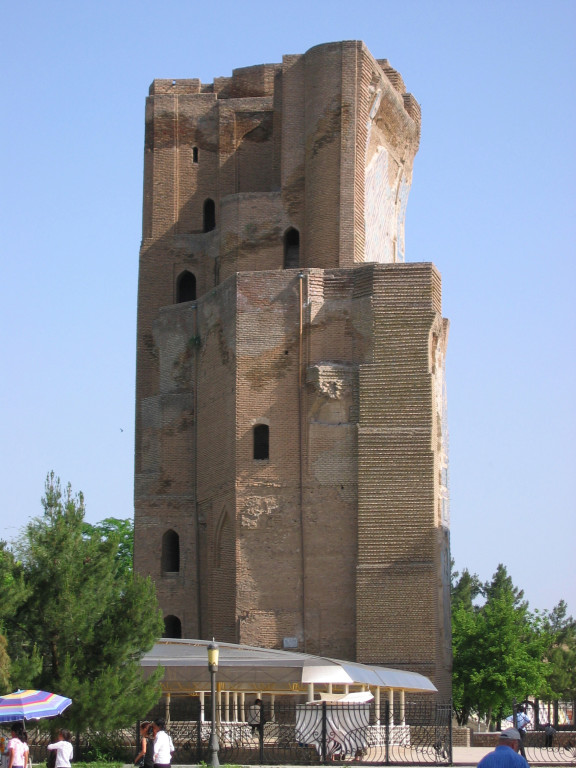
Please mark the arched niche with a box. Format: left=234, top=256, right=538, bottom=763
left=161, top=529, right=180, bottom=573
left=177, top=270, right=196, bottom=303
left=163, top=615, right=182, bottom=638
left=203, top=198, right=216, bottom=232
left=283, top=227, right=300, bottom=269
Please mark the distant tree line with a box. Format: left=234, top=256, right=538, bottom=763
left=452, top=562, right=576, bottom=727
left=0, top=472, right=163, bottom=735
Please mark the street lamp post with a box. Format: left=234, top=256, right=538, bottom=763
left=207, top=641, right=220, bottom=768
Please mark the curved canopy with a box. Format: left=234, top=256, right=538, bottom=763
left=141, top=638, right=437, bottom=694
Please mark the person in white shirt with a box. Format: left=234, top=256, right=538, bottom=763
left=47, top=730, right=73, bottom=768
left=152, top=719, right=174, bottom=768
left=7, top=726, right=29, bottom=768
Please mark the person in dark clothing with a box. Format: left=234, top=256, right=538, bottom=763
left=134, top=722, right=154, bottom=768
left=544, top=723, right=556, bottom=748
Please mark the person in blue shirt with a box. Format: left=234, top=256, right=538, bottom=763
left=477, top=728, right=529, bottom=768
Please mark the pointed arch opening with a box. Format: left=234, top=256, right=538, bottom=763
left=161, top=529, right=180, bottom=573
left=163, top=615, right=182, bottom=638
left=177, top=270, right=196, bottom=303
left=253, top=424, right=269, bottom=461
left=203, top=198, right=216, bottom=232
left=283, top=227, right=300, bottom=269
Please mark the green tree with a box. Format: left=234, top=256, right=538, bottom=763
left=6, top=472, right=163, bottom=732
left=539, top=600, right=576, bottom=699
left=451, top=564, right=485, bottom=724
left=82, top=517, right=134, bottom=578
left=452, top=564, right=548, bottom=727
left=451, top=597, right=481, bottom=725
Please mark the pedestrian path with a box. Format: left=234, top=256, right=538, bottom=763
left=125, top=745, right=575, bottom=768
left=452, top=745, right=494, bottom=764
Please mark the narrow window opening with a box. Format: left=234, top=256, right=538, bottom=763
left=177, top=271, right=196, bottom=302
left=192, top=146, right=199, bottom=163
left=284, top=227, right=300, bottom=269
left=161, top=529, right=180, bottom=572
left=253, top=424, right=269, bottom=460
left=163, top=615, right=182, bottom=638
left=203, top=198, right=216, bottom=232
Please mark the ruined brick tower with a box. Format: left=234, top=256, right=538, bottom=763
left=134, top=41, right=451, bottom=698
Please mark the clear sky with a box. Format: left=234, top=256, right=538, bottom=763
left=1, top=0, right=575, bottom=617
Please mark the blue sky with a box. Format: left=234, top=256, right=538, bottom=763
left=1, top=0, right=575, bottom=616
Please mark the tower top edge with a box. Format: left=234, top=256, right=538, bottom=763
left=148, top=40, right=417, bottom=111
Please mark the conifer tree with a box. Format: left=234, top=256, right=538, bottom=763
left=539, top=600, right=576, bottom=699
left=6, top=473, right=163, bottom=733
left=0, top=541, right=31, bottom=688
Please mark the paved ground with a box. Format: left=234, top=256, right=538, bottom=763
left=121, top=750, right=493, bottom=768
left=452, top=745, right=497, bottom=764
left=123, top=745, right=575, bottom=767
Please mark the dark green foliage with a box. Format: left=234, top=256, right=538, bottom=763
left=483, top=563, right=526, bottom=608
left=538, top=600, right=576, bottom=699
left=451, top=564, right=482, bottom=610
left=0, top=540, right=31, bottom=687
left=5, top=472, right=163, bottom=732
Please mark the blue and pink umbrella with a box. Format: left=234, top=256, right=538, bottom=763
left=0, top=690, right=72, bottom=723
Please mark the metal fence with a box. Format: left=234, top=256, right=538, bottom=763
left=168, top=699, right=452, bottom=765
left=7, top=727, right=137, bottom=765
left=520, top=732, right=576, bottom=765
left=503, top=700, right=576, bottom=766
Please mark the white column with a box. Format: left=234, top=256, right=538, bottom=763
left=399, top=690, right=405, bottom=726
left=165, top=693, right=171, bottom=726
left=240, top=692, right=245, bottom=722
left=270, top=694, right=276, bottom=722
left=307, top=683, right=314, bottom=702
left=327, top=684, right=332, bottom=694
left=199, top=691, right=206, bottom=723
left=388, top=689, right=394, bottom=726
left=224, top=690, right=230, bottom=722
left=375, top=688, right=381, bottom=725
left=232, top=691, right=238, bottom=721
left=217, top=689, right=222, bottom=723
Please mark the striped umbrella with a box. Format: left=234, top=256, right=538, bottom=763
left=0, top=690, right=72, bottom=722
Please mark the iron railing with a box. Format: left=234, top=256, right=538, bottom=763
left=169, top=699, right=452, bottom=765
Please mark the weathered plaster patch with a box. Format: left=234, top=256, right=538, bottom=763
left=241, top=496, right=280, bottom=528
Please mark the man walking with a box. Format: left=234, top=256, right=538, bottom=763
left=506, top=705, right=531, bottom=758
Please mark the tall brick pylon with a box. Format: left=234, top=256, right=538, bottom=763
left=134, top=40, right=451, bottom=700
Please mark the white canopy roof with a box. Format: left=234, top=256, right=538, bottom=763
left=141, top=638, right=437, bottom=694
